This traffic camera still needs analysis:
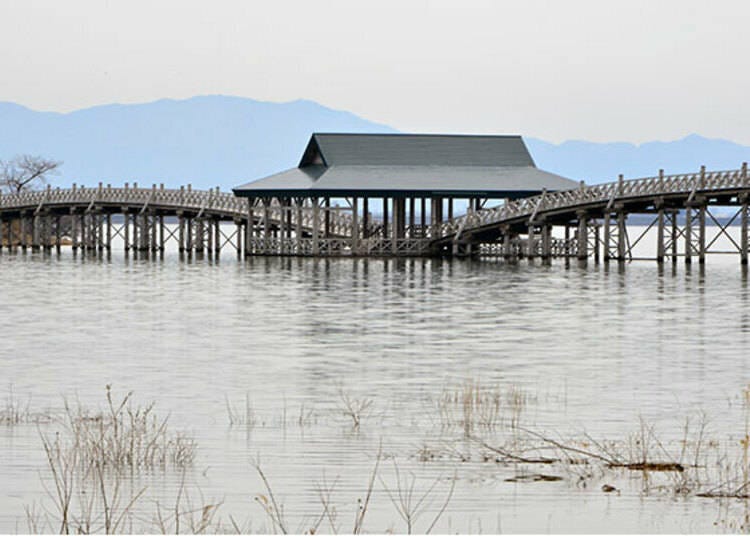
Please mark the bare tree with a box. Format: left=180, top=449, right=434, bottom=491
left=0, top=155, right=61, bottom=194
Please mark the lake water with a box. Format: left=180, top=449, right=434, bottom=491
left=2, top=225, right=750, bottom=533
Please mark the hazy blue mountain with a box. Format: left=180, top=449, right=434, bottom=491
left=526, top=135, right=750, bottom=184
left=0, top=96, right=396, bottom=190
left=2, top=95, right=750, bottom=190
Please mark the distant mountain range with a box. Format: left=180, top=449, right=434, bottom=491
left=1, top=95, right=749, bottom=190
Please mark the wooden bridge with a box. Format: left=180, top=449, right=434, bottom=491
left=1, top=164, right=749, bottom=264
left=436, top=164, right=750, bottom=265
left=0, top=183, right=356, bottom=255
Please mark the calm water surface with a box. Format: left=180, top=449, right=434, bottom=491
left=2, top=227, right=750, bottom=533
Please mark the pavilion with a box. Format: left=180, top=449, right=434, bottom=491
left=232, top=133, right=577, bottom=256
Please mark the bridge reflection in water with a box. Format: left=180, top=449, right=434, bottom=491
left=1, top=164, right=749, bottom=265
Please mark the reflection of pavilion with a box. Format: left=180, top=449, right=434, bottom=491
left=233, top=133, right=576, bottom=256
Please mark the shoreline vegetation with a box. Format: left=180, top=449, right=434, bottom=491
left=4, top=383, right=750, bottom=533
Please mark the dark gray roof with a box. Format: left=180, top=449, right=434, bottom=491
left=234, top=133, right=578, bottom=198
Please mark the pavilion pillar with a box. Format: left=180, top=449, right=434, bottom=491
left=409, top=197, right=415, bottom=236
left=262, top=198, right=271, bottom=253
left=382, top=198, right=389, bottom=239
left=502, top=226, right=512, bottom=261
left=312, top=197, right=320, bottom=255
left=351, top=197, right=359, bottom=254
left=294, top=198, right=303, bottom=254
left=362, top=197, right=369, bottom=239
left=447, top=198, right=453, bottom=220
left=246, top=198, right=255, bottom=256
left=420, top=198, right=426, bottom=237
left=324, top=198, right=331, bottom=238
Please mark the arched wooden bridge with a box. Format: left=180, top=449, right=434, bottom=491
left=435, top=164, right=750, bottom=264
left=0, top=183, right=357, bottom=255
left=1, top=165, right=749, bottom=264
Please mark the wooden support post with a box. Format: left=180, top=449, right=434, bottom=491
left=577, top=212, right=588, bottom=260
left=502, top=226, right=512, bottom=260
left=420, top=198, right=426, bottom=237
left=382, top=198, right=389, bottom=238
left=698, top=204, right=706, bottom=264
left=235, top=220, right=243, bottom=256
left=362, top=197, right=369, bottom=239
left=195, top=218, right=204, bottom=253
left=447, top=198, right=453, bottom=220
left=541, top=223, right=552, bottom=262
left=617, top=211, right=626, bottom=261
left=656, top=206, right=665, bottom=263
left=105, top=214, right=112, bottom=250
left=409, top=197, right=415, bottom=235
left=351, top=197, right=359, bottom=254
left=71, top=212, right=79, bottom=252
left=177, top=215, right=185, bottom=252
left=294, top=198, right=303, bottom=254
left=55, top=215, right=62, bottom=253
left=263, top=198, right=271, bottom=253
left=684, top=206, right=692, bottom=264
left=207, top=219, right=214, bottom=254
left=158, top=215, right=164, bottom=252
left=246, top=198, right=254, bottom=256
left=742, top=196, right=749, bottom=265
left=324, top=198, right=331, bottom=238
left=603, top=215, right=611, bottom=262
left=312, top=197, right=320, bottom=255
left=186, top=217, right=193, bottom=253
left=215, top=219, right=222, bottom=257
left=526, top=223, right=535, bottom=259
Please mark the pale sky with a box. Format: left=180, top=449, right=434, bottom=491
left=2, top=0, right=749, bottom=144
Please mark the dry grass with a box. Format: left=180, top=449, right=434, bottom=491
left=0, top=384, right=52, bottom=425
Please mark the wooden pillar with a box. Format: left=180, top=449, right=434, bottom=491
left=577, top=212, right=588, bottom=261
left=158, top=215, right=164, bottom=252
left=541, top=223, right=552, bottom=262
left=178, top=214, right=185, bottom=252
left=105, top=214, right=112, bottom=251
left=698, top=204, right=706, bottom=264
left=195, top=218, right=205, bottom=253
left=362, top=197, right=369, bottom=239
left=502, top=226, right=512, bottom=260
left=526, top=223, right=536, bottom=259
left=420, top=198, right=426, bottom=236
left=382, top=198, right=389, bottom=238
left=215, top=218, right=222, bottom=257
left=263, top=198, right=271, bottom=253
left=235, top=220, right=243, bottom=256
left=55, top=215, right=62, bottom=253
left=71, top=211, right=78, bottom=252
left=603, top=214, right=611, bottom=262
left=324, top=198, right=331, bottom=238
left=246, top=198, right=254, bottom=256
left=312, top=197, right=320, bottom=255
left=447, top=198, right=453, bottom=220
left=742, top=197, right=749, bottom=265
left=351, top=197, right=359, bottom=253
left=684, top=206, right=692, bottom=264
left=186, top=217, right=193, bottom=253
left=617, top=211, right=626, bottom=262
left=656, top=206, right=665, bottom=264
left=294, top=198, right=303, bottom=254
left=409, top=197, right=415, bottom=236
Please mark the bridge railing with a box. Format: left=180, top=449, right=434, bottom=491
left=0, top=185, right=362, bottom=237
left=437, top=167, right=748, bottom=240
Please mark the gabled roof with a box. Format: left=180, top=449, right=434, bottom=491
left=234, top=133, right=578, bottom=199
left=299, top=133, right=536, bottom=167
